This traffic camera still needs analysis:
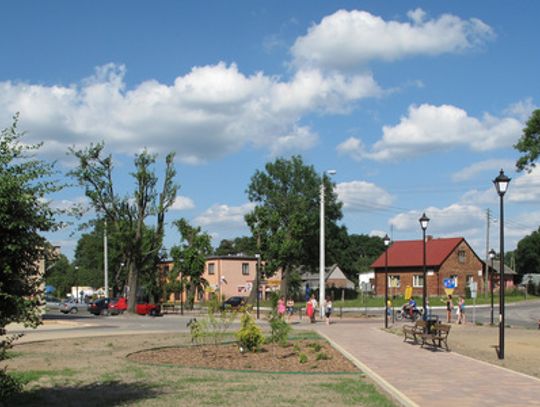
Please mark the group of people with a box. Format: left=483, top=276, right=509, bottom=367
left=445, top=294, right=466, bottom=324
left=276, top=294, right=333, bottom=325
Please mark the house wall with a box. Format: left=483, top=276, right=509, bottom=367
left=203, top=257, right=257, bottom=300
left=374, top=241, right=484, bottom=297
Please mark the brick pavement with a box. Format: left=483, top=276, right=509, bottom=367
left=315, top=320, right=540, bottom=407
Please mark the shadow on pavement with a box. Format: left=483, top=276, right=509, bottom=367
left=5, top=381, right=161, bottom=406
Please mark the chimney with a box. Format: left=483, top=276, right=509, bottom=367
left=426, top=235, right=433, bottom=241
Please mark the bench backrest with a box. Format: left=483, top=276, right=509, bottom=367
left=415, top=320, right=427, bottom=328
left=433, top=324, right=451, bottom=334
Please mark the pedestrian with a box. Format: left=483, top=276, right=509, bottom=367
left=308, top=294, right=317, bottom=323
left=324, top=296, right=333, bottom=325
left=458, top=296, right=466, bottom=324
left=277, top=296, right=286, bottom=318
left=444, top=294, right=454, bottom=323
left=286, top=297, right=295, bottom=322
left=306, top=297, right=314, bottom=322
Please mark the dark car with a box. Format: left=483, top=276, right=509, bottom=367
left=221, top=296, right=247, bottom=311
left=87, top=298, right=111, bottom=316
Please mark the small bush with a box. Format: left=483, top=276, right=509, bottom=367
left=308, top=342, right=322, bottom=352
left=268, top=312, right=291, bottom=346
left=236, top=312, right=264, bottom=352
left=298, top=353, right=308, bottom=364
left=0, top=369, right=22, bottom=400
left=316, top=352, right=331, bottom=361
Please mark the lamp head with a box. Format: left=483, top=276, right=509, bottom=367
left=383, top=234, right=391, bottom=247
left=493, top=169, right=511, bottom=197
left=489, top=249, right=496, bottom=259
left=418, top=213, right=430, bottom=231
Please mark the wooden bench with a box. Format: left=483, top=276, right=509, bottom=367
left=421, top=323, right=451, bottom=351
left=403, top=320, right=426, bottom=344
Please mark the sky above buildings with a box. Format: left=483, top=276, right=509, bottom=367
left=1, top=1, right=539, bottom=260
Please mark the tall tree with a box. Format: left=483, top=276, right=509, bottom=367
left=69, top=143, right=177, bottom=313
left=0, top=115, right=60, bottom=395
left=514, top=226, right=540, bottom=281
left=245, top=156, right=343, bottom=295
left=214, top=236, right=258, bottom=256
left=515, top=109, right=540, bottom=172
left=44, top=254, right=74, bottom=298
left=170, top=219, right=212, bottom=309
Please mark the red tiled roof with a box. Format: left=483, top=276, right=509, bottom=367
left=371, top=237, right=464, bottom=269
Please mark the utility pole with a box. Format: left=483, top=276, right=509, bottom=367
left=104, top=219, right=109, bottom=298
left=484, top=209, right=491, bottom=298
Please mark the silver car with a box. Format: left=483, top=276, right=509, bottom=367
left=60, top=299, right=80, bottom=314
left=45, top=295, right=62, bottom=311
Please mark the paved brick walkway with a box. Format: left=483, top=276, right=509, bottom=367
left=315, top=320, right=540, bottom=407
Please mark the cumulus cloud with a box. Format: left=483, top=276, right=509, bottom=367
left=390, top=204, right=485, bottom=236
left=509, top=167, right=540, bottom=203
left=340, top=104, right=523, bottom=162
left=336, top=180, right=394, bottom=212
left=452, top=159, right=515, bottom=182
left=292, top=8, right=494, bottom=70
left=171, top=196, right=195, bottom=211
left=0, top=62, right=381, bottom=164
left=193, top=202, right=255, bottom=229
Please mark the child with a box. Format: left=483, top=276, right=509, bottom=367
left=325, top=296, right=333, bottom=325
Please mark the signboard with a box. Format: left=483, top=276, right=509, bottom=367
left=443, top=278, right=456, bottom=289
left=444, top=288, right=454, bottom=296
left=404, top=285, right=413, bottom=300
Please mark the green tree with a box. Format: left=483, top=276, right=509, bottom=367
left=170, top=219, right=212, bottom=309
left=44, top=254, right=74, bottom=298
left=214, top=236, right=258, bottom=256
left=69, top=143, right=177, bottom=313
left=515, top=109, right=540, bottom=172
left=514, top=227, right=540, bottom=282
left=0, top=115, right=61, bottom=396
left=245, top=156, right=343, bottom=295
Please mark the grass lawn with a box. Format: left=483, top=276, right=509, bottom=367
left=3, top=333, right=396, bottom=407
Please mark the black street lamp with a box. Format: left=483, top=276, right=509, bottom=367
left=489, top=248, right=496, bottom=326
left=419, top=213, right=430, bottom=319
left=493, top=169, right=510, bottom=360
left=255, top=253, right=261, bottom=320
left=383, top=234, right=391, bottom=329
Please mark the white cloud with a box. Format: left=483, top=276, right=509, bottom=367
left=193, top=202, right=255, bottom=228
left=452, top=159, right=515, bottom=182
left=390, top=204, right=485, bottom=236
left=504, top=98, right=537, bottom=122
left=336, top=180, right=394, bottom=212
left=0, top=62, right=381, bottom=164
left=336, top=137, right=367, bottom=161
left=510, top=166, right=540, bottom=203
left=343, top=104, right=523, bottom=162
left=171, top=196, right=195, bottom=211
left=292, top=9, right=494, bottom=70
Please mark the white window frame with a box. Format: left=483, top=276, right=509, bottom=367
left=208, top=263, right=215, bottom=275
left=388, top=275, right=401, bottom=288
left=458, top=249, right=466, bottom=264
left=413, top=274, right=424, bottom=288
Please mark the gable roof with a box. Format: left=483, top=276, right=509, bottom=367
left=371, top=237, right=465, bottom=269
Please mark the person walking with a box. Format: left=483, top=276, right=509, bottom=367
left=308, top=294, right=317, bottom=323
left=277, top=296, right=286, bottom=319
left=324, top=296, right=333, bottom=325
left=286, top=298, right=295, bottom=322
left=458, top=296, right=466, bottom=324
left=444, top=295, right=454, bottom=323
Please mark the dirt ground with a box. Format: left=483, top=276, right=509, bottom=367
left=391, top=322, right=540, bottom=378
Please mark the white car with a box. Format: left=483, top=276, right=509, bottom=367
left=60, top=299, right=80, bottom=314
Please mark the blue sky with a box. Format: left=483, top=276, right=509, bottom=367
left=2, top=1, right=539, bottom=260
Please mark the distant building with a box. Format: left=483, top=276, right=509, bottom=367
left=300, top=264, right=355, bottom=292
left=371, top=237, right=485, bottom=297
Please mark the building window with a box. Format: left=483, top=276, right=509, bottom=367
left=413, top=275, right=424, bottom=288
left=458, top=249, right=466, bottom=263
left=242, top=263, right=249, bottom=276
left=451, top=274, right=458, bottom=287
left=208, top=263, right=215, bottom=275
left=388, top=275, right=400, bottom=288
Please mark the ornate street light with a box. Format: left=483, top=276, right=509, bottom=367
left=383, top=234, right=391, bottom=329
left=489, top=248, right=496, bottom=326
left=320, top=170, right=336, bottom=319
left=419, top=213, right=430, bottom=319
left=493, top=169, right=510, bottom=360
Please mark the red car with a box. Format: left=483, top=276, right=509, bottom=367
left=108, top=297, right=161, bottom=316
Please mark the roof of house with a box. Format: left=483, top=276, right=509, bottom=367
left=488, top=260, right=517, bottom=275
left=371, top=237, right=466, bottom=269
left=300, top=264, right=348, bottom=281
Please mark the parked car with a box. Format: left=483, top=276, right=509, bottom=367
left=45, top=295, right=62, bottom=311
left=87, top=298, right=111, bottom=316
left=60, top=299, right=80, bottom=314
left=108, top=297, right=127, bottom=315
left=221, top=296, right=247, bottom=311
left=107, top=297, right=161, bottom=316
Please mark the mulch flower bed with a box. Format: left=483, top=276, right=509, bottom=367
left=128, top=339, right=359, bottom=373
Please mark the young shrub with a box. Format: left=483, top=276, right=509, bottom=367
left=268, top=311, right=291, bottom=346
left=308, top=342, right=322, bottom=352
left=298, top=353, right=308, bottom=364
left=315, top=352, right=331, bottom=361
left=236, top=312, right=264, bottom=352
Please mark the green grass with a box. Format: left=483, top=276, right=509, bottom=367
left=321, top=378, right=396, bottom=407
left=11, top=368, right=76, bottom=385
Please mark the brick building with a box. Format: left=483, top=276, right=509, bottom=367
left=371, top=237, right=484, bottom=297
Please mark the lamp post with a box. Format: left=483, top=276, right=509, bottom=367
left=383, top=234, right=391, bottom=329
left=104, top=219, right=109, bottom=298
left=74, top=266, right=79, bottom=302
left=493, top=169, right=510, bottom=360
left=255, top=253, right=261, bottom=320
left=419, top=213, right=430, bottom=319
left=489, top=249, right=496, bottom=326
left=320, top=169, right=336, bottom=319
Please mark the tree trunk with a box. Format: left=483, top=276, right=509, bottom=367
left=280, top=266, right=289, bottom=296
left=127, top=263, right=138, bottom=313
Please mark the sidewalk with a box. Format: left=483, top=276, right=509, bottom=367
left=316, top=320, right=540, bottom=407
